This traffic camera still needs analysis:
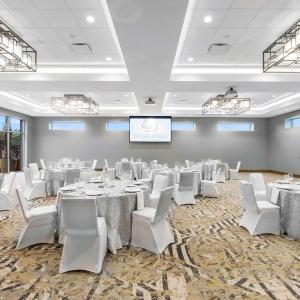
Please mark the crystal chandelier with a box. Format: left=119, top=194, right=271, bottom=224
left=0, top=19, right=37, bottom=72
left=202, top=88, right=251, bottom=115
left=263, top=19, right=300, bottom=72
left=51, top=94, right=99, bottom=115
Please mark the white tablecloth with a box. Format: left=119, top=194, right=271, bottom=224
left=268, top=183, right=300, bottom=239
left=57, top=180, right=150, bottom=254
left=201, top=163, right=229, bottom=180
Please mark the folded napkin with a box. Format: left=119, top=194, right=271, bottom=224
left=270, top=187, right=280, bottom=205
left=136, top=191, right=144, bottom=210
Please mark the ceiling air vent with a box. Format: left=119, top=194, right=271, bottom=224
left=70, top=43, right=93, bottom=55
left=207, top=43, right=230, bottom=55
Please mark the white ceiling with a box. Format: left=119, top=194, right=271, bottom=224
left=0, top=0, right=300, bottom=118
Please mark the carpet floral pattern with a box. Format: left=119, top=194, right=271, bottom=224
left=0, top=172, right=300, bottom=299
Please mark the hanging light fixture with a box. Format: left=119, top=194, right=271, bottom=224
left=202, top=88, right=252, bottom=115
left=51, top=94, right=99, bottom=115
left=0, top=19, right=37, bottom=72
left=263, top=19, right=300, bottom=72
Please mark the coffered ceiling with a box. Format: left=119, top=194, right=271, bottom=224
left=0, top=0, right=300, bottom=118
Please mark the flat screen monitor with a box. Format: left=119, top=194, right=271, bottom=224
left=129, top=116, right=172, bottom=143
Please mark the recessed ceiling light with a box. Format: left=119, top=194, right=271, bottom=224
left=106, top=56, right=112, bottom=61
left=86, top=15, right=95, bottom=23
left=187, top=57, right=194, bottom=62
left=204, top=15, right=212, bottom=23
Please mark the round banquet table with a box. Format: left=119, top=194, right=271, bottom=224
left=201, top=162, right=229, bottom=181
left=115, top=161, right=147, bottom=179
left=57, top=180, right=150, bottom=254
left=268, top=182, right=300, bottom=240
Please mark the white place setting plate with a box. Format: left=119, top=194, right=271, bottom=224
left=85, top=190, right=105, bottom=196
left=89, top=178, right=104, bottom=183
left=59, top=186, right=77, bottom=192
left=124, top=187, right=142, bottom=193
left=126, top=184, right=136, bottom=188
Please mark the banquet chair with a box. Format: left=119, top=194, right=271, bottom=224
left=92, top=159, right=97, bottom=170
left=120, top=162, right=132, bottom=180
left=59, top=197, right=107, bottom=273
left=174, top=172, right=195, bottom=205
left=216, top=164, right=226, bottom=183
left=29, top=163, right=41, bottom=180
left=24, top=167, right=46, bottom=200
left=0, top=172, right=16, bottom=210
left=229, top=161, right=241, bottom=180
left=249, top=173, right=267, bottom=201
left=239, top=181, right=280, bottom=235
left=131, top=186, right=174, bottom=254
left=121, top=158, right=128, bottom=162
left=185, top=160, right=190, bottom=168
left=15, top=185, right=57, bottom=250
left=39, top=159, right=47, bottom=180
left=202, top=168, right=220, bottom=198
left=148, top=174, right=168, bottom=208
left=65, top=169, right=81, bottom=185
left=103, top=159, right=116, bottom=179
left=40, top=159, right=47, bottom=170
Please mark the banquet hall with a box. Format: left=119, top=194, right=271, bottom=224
left=0, top=0, right=300, bottom=299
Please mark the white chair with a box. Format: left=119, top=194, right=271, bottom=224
left=148, top=175, right=168, bottom=209
left=239, top=181, right=280, bottom=235
left=229, top=161, right=241, bottom=180
left=40, top=159, right=47, bottom=170
left=24, top=167, right=46, bottom=200
left=120, top=162, right=132, bottom=180
left=59, top=197, right=107, bottom=273
left=185, top=160, right=190, bottom=168
left=64, top=169, right=81, bottom=185
left=15, top=185, right=57, bottom=250
left=0, top=172, right=16, bottom=210
left=91, top=159, right=97, bottom=170
left=103, top=159, right=116, bottom=179
left=202, top=168, right=220, bottom=198
left=131, top=186, right=174, bottom=254
left=121, top=158, right=128, bottom=162
left=29, top=163, right=41, bottom=180
left=216, top=164, right=226, bottom=183
left=174, top=172, right=195, bottom=205
left=249, top=173, right=267, bottom=201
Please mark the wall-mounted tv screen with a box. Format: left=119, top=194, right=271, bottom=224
left=129, top=116, right=172, bottom=143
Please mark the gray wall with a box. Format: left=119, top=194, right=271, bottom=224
left=269, top=110, right=300, bottom=174
left=0, top=107, right=33, bottom=166
left=30, top=117, right=270, bottom=170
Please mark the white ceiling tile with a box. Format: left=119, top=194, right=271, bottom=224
left=181, top=42, right=209, bottom=55
left=40, top=10, right=79, bottom=28
left=211, top=29, right=243, bottom=45
left=264, top=0, right=294, bottom=9
left=56, top=29, right=88, bottom=44
left=65, top=0, right=101, bottom=10
left=91, top=43, right=119, bottom=55
left=231, top=0, right=267, bottom=9
left=197, top=0, right=232, bottom=9
left=185, top=29, right=216, bottom=44
left=190, top=9, right=227, bottom=29
left=71, top=10, right=107, bottom=29
left=1, top=0, right=34, bottom=9
left=83, top=29, right=114, bottom=44
left=220, top=9, right=258, bottom=28
left=31, top=0, right=68, bottom=10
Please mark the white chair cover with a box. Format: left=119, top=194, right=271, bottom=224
left=0, top=172, right=16, bottom=210
left=149, top=175, right=168, bottom=208
left=24, top=167, right=46, bottom=200
left=40, top=159, right=47, bottom=170
left=29, top=163, right=40, bottom=180
left=229, top=161, right=241, bottom=180
left=59, top=197, right=107, bottom=273
left=249, top=173, right=266, bottom=201
left=202, top=168, right=220, bottom=198
left=174, top=172, right=195, bottom=205
left=92, top=159, right=97, bottom=170
left=120, top=162, right=132, bottom=180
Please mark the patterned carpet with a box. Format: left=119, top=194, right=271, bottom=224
left=1, top=172, right=300, bottom=299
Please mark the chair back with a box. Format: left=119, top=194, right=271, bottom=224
left=16, top=185, right=30, bottom=221
left=212, top=168, right=221, bottom=183
left=121, top=158, right=128, bottom=162
left=61, top=197, right=98, bottom=237
left=154, top=186, right=174, bottom=223
left=249, top=173, right=266, bottom=193
left=185, top=160, right=190, bottom=168
left=104, top=159, right=109, bottom=170
left=29, top=163, right=40, bottom=180
left=236, top=161, right=241, bottom=172
left=1, top=172, right=16, bottom=194
left=40, top=159, right=46, bottom=170
left=92, top=159, right=97, bottom=170
left=240, top=181, right=259, bottom=213
left=152, top=174, right=168, bottom=195
left=178, top=172, right=194, bottom=190
left=121, top=161, right=131, bottom=172
left=24, top=167, right=33, bottom=187
left=65, top=169, right=81, bottom=185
